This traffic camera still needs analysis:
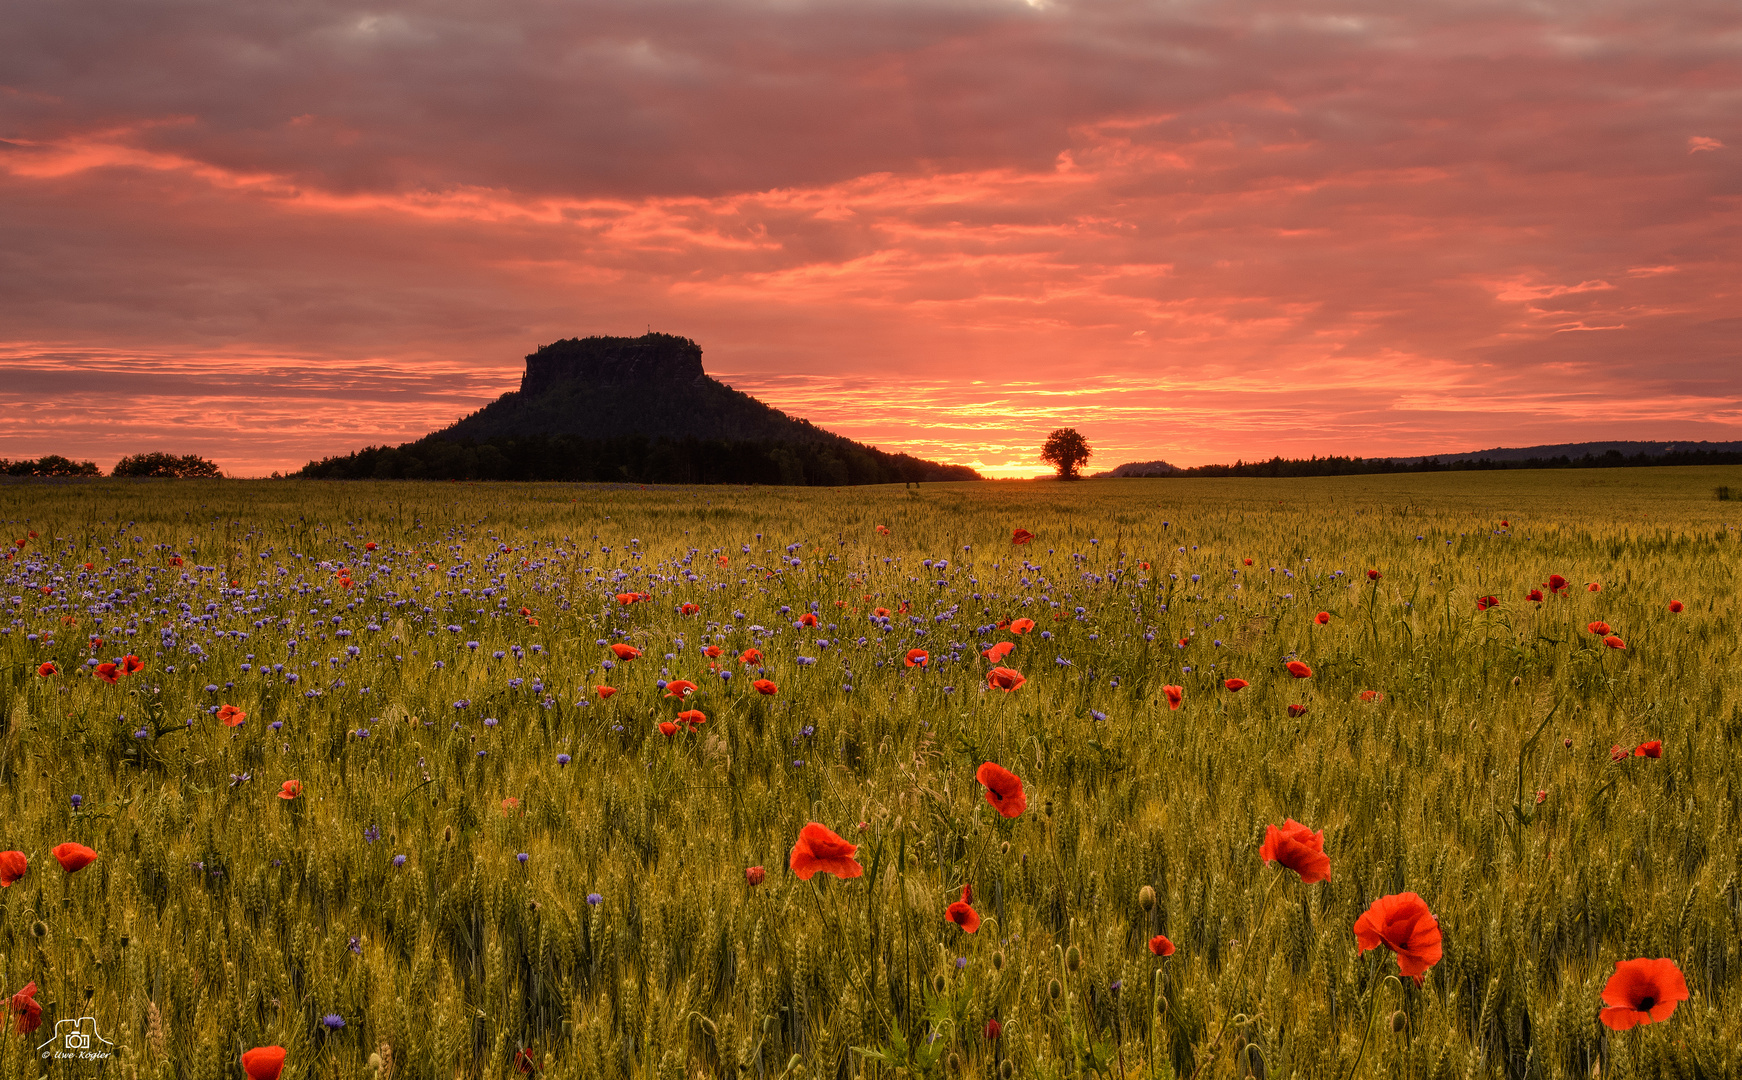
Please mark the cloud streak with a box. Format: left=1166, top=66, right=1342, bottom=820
left=2, top=0, right=1739, bottom=476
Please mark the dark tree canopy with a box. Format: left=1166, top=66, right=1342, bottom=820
left=1040, top=428, right=1092, bottom=480
left=1, top=455, right=101, bottom=477
left=112, top=452, right=223, bottom=478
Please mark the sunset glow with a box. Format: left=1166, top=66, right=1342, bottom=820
left=4, top=0, right=1739, bottom=477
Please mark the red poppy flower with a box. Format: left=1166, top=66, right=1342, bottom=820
left=663, top=680, right=698, bottom=699
left=1587, top=582, right=1601, bottom=592
left=1667, top=600, right=1683, bottom=613
left=610, top=643, right=641, bottom=660
left=717, top=554, right=729, bottom=566
left=798, top=612, right=819, bottom=627
left=52, top=842, right=97, bottom=873
left=977, top=762, right=1028, bottom=817
left=1610, top=744, right=1627, bottom=762
left=676, top=709, right=706, bottom=730
left=1547, top=574, right=1569, bottom=594
left=1599, top=958, right=1688, bottom=1030
left=9, top=982, right=41, bottom=1035
left=1147, top=934, right=1175, bottom=957
left=615, top=593, right=640, bottom=605
left=1287, top=704, right=1308, bottom=718
left=1163, top=684, right=1183, bottom=710
left=789, top=822, right=863, bottom=880
left=217, top=704, right=247, bottom=727
left=985, top=1018, right=1003, bottom=1040
left=1633, top=740, right=1661, bottom=758
left=743, top=865, right=767, bottom=886
left=872, top=607, right=890, bottom=618
left=120, top=654, right=144, bottom=676
left=753, top=679, right=778, bottom=695
left=501, top=797, right=521, bottom=816
left=1259, top=819, right=1331, bottom=884
left=987, top=666, right=1026, bottom=692
left=278, top=780, right=302, bottom=800
left=1353, top=892, right=1442, bottom=984
left=594, top=686, right=618, bottom=701
left=36, top=662, right=55, bottom=677
left=94, top=662, right=119, bottom=684
left=1012, top=529, right=1034, bottom=545
left=1526, top=589, right=1544, bottom=602
left=1603, top=635, right=1626, bottom=650
left=170, top=555, right=183, bottom=566
left=1360, top=690, right=1384, bottom=703
left=739, top=648, right=763, bottom=665
left=1476, top=596, right=1499, bottom=611
left=946, top=883, right=981, bottom=932
left=680, top=603, right=699, bottom=616
left=241, top=1046, right=286, bottom=1080
left=1224, top=678, right=1249, bottom=692
left=1243, top=558, right=1254, bottom=566
left=658, top=721, right=680, bottom=737
left=1366, top=569, right=1381, bottom=581
left=1587, top=621, right=1611, bottom=635
left=1285, top=660, right=1312, bottom=679
left=703, top=645, right=722, bottom=658
left=875, top=525, right=890, bottom=535
left=905, top=649, right=929, bottom=667
left=0, top=851, right=26, bottom=888
left=983, top=642, right=1015, bottom=662
left=1314, top=611, right=1330, bottom=625
left=514, top=1048, right=540, bottom=1075
left=1010, top=618, right=1035, bottom=635
left=1499, top=520, right=1509, bottom=528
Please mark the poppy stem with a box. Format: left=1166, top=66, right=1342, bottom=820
left=1341, top=973, right=1402, bottom=1080
left=1186, top=871, right=1285, bottom=1080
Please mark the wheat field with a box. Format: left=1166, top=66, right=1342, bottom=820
left=0, top=468, right=1737, bottom=1080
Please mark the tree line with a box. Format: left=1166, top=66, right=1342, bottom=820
left=297, top=434, right=981, bottom=485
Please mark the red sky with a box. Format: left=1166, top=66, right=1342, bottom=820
left=3, top=0, right=1739, bottom=478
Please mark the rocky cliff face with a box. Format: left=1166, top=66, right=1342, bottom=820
left=519, top=333, right=706, bottom=395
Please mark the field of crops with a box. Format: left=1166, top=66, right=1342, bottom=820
left=0, top=468, right=1738, bottom=1080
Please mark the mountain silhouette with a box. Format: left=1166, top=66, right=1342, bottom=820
left=300, top=333, right=980, bottom=484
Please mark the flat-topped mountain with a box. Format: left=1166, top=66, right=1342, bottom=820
left=301, top=333, right=980, bottom=484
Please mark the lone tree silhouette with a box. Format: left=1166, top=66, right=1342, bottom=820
left=1040, top=428, right=1092, bottom=480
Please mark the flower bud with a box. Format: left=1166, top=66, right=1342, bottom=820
left=1511, top=675, right=1522, bottom=687
left=1390, top=1010, right=1408, bottom=1033
left=1000, top=1062, right=1014, bottom=1080
left=1048, top=978, right=1062, bottom=1001
left=992, top=950, right=1005, bottom=971
left=1138, top=885, right=1156, bottom=912
left=1000, top=841, right=1010, bottom=856
left=1066, top=946, right=1081, bottom=972
left=933, top=974, right=947, bottom=995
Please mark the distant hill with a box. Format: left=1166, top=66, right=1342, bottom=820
left=1092, top=459, right=1178, bottom=478
left=299, top=333, right=981, bottom=484
left=1399, top=440, right=1742, bottom=463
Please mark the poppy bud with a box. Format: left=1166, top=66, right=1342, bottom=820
left=1044, top=799, right=1054, bottom=818
left=698, top=1017, right=717, bottom=1038
left=1066, top=946, right=1081, bottom=972
left=999, top=841, right=1010, bottom=856
left=1048, top=978, right=1062, bottom=1001
left=1511, top=676, right=1522, bottom=687
left=1564, top=738, right=1573, bottom=748
left=948, top=1052, right=962, bottom=1073
left=1138, top=885, right=1156, bottom=912
left=933, top=974, right=947, bottom=994
left=443, top=826, right=454, bottom=844
left=1000, top=1062, right=1014, bottom=1080
left=992, top=950, right=1005, bottom=971
left=31, top=920, right=48, bottom=939
left=1389, top=1010, right=1408, bottom=1033
left=368, top=1054, right=383, bottom=1073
